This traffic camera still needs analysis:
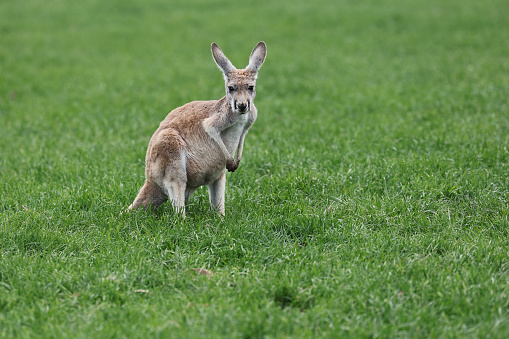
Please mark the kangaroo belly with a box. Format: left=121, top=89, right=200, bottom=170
left=184, top=119, right=247, bottom=187
left=185, top=143, right=226, bottom=187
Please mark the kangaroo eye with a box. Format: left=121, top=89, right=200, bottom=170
left=248, top=85, right=254, bottom=91
left=228, top=86, right=235, bottom=92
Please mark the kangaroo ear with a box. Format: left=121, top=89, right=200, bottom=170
left=211, top=43, right=236, bottom=75
left=246, top=41, right=266, bottom=73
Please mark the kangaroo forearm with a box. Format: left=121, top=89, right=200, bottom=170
left=234, top=131, right=248, bottom=162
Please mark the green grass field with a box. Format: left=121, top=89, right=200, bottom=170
left=1, top=0, right=509, bottom=337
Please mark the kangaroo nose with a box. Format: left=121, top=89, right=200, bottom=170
left=237, top=103, right=247, bottom=112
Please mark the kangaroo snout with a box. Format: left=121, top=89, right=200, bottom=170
left=235, top=101, right=249, bottom=113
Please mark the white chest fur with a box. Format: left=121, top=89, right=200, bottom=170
left=221, top=113, right=250, bottom=155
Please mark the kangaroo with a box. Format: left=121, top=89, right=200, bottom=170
left=128, top=41, right=267, bottom=218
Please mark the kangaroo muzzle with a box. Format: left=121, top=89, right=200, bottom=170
left=234, top=100, right=250, bottom=113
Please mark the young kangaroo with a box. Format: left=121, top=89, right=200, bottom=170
left=128, top=42, right=267, bottom=217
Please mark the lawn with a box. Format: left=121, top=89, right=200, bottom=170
left=1, top=0, right=508, bottom=337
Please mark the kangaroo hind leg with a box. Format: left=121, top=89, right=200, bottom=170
left=162, top=150, right=188, bottom=218
left=208, top=171, right=226, bottom=216
left=163, top=177, right=187, bottom=217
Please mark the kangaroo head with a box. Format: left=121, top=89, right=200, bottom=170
left=211, top=41, right=267, bottom=114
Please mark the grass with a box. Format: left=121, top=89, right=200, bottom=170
left=1, top=0, right=509, bottom=337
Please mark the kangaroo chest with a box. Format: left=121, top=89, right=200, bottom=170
left=221, top=113, right=250, bottom=154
